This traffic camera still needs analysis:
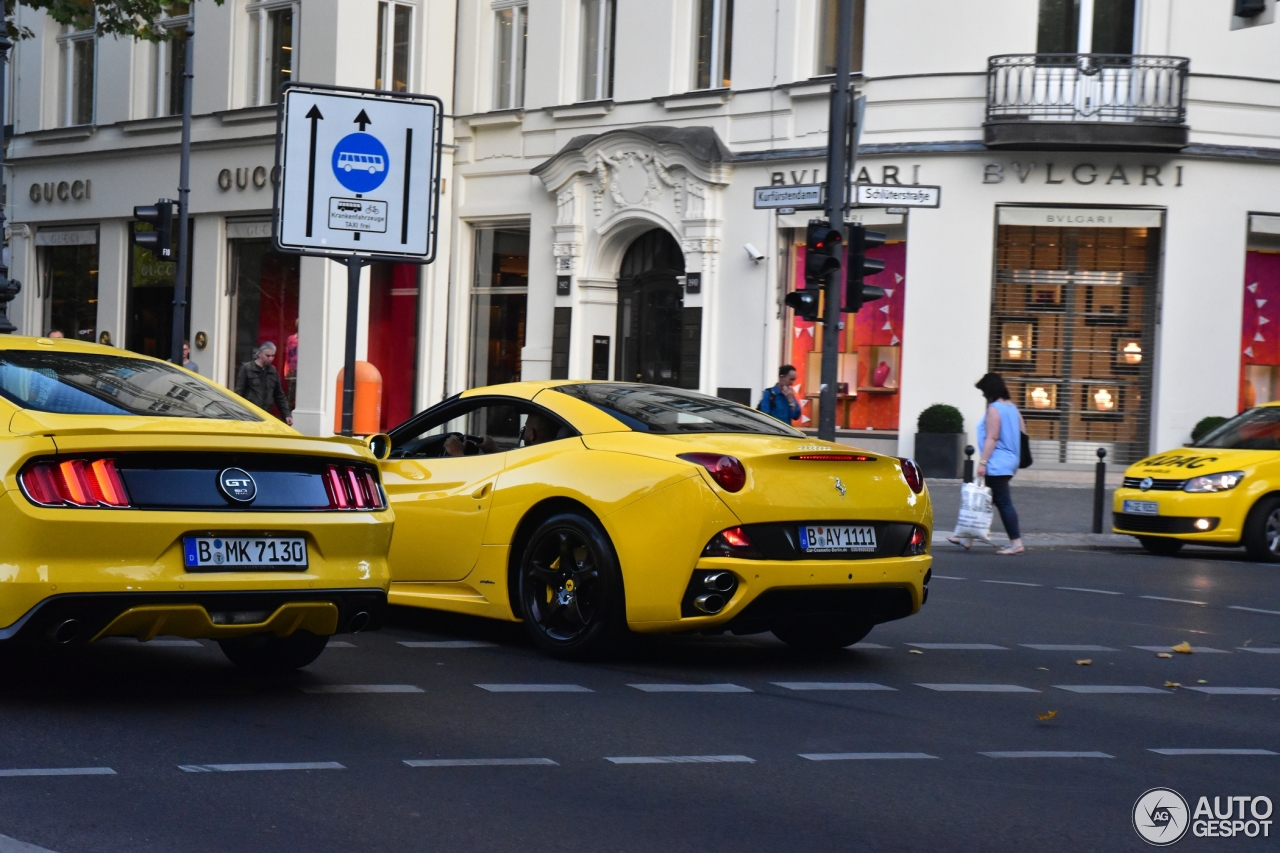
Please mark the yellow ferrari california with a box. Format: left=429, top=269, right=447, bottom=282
left=1114, top=403, right=1280, bottom=561
left=0, top=336, right=392, bottom=671
left=382, top=381, right=932, bottom=658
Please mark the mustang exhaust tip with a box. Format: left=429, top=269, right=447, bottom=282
left=49, top=619, right=82, bottom=644
left=693, top=594, right=726, bottom=615
left=347, top=611, right=371, bottom=633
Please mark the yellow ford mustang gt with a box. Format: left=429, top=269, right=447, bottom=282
left=1114, top=403, right=1280, bottom=561
left=382, top=381, right=932, bottom=658
left=0, top=336, right=392, bottom=670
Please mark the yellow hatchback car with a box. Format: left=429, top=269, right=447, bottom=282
left=0, top=336, right=392, bottom=670
left=1114, top=405, right=1280, bottom=561
left=381, top=381, right=932, bottom=659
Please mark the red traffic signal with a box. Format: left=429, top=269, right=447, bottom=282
left=804, top=221, right=843, bottom=285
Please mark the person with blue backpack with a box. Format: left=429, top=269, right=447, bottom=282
left=758, top=364, right=802, bottom=424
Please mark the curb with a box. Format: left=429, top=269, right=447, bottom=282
left=931, top=532, right=1139, bottom=551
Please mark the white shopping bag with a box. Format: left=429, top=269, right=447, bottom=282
left=953, top=478, right=994, bottom=542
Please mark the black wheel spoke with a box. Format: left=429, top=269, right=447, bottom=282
left=528, top=560, right=562, bottom=586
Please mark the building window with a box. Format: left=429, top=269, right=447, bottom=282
left=470, top=227, right=529, bottom=388
left=38, top=231, right=99, bottom=342
left=493, top=4, right=527, bottom=110
left=249, top=1, right=298, bottom=105
left=816, top=0, right=864, bottom=76
left=1037, top=0, right=1136, bottom=54
left=152, top=4, right=192, bottom=117
left=551, top=307, right=572, bottom=379
left=228, top=233, right=300, bottom=411
left=579, top=0, right=615, bottom=102
left=693, top=0, right=732, bottom=90
left=57, top=22, right=96, bottom=126
left=376, top=1, right=413, bottom=92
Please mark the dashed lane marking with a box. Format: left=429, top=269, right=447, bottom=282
left=772, top=682, right=896, bottom=691
left=1140, top=595, right=1208, bottom=606
left=628, top=683, right=753, bottom=693
left=404, top=758, right=558, bottom=767
left=178, top=762, right=345, bottom=773
left=476, top=684, right=593, bottom=693
left=605, top=755, right=754, bottom=764
left=0, top=768, right=115, bottom=777
left=851, top=642, right=890, bottom=649
left=1238, top=647, right=1280, bottom=654
left=799, top=752, right=938, bottom=761
left=1056, top=587, right=1124, bottom=595
left=299, top=685, right=423, bottom=693
left=1183, top=687, right=1280, bottom=695
left=981, top=580, right=1041, bottom=587
left=142, top=639, right=204, bottom=647
left=1054, top=685, right=1171, bottom=694
left=1133, top=646, right=1231, bottom=654
left=0, top=832, right=61, bottom=853
left=327, top=641, right=356, bottom=648
left=907, top=643, right=1009, bottom=650
left=399, top=641, right=497, bottom=649
left=1021, top=644, right=1118, bottom=651
left=1229, top=606, right=1280, bottom=617
left=981, top=751, right=1113, bottom=759
left=1149, top=749, right=1278, bottom=756
left=916, top=684, right=1039, bottom=693
left=931, top=575, right=965, bottom=580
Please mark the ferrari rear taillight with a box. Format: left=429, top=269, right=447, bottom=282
left=702, top=526, right=763, bottom=559
left=679, top=453, right=747, bottom=492
left=898, top=457, right=924, bottom=494
left=324, top=464, right=385, bottom=510
left=903, top=525, right=929, bottom=556
left=20, top=459, right=130, bottom=508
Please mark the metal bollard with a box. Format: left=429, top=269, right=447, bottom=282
left=1092, top=447, right=1107, bottom=534
left=963, top=445, right=975, bottom=483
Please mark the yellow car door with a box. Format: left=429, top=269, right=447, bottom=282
left=383, top=397, right=524, bottom=582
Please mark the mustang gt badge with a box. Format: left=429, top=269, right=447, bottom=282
left=217, top=467, right=257, bottom=503
left=1139, top=477, right=1154, bottom=491
left=834, top=477, right=847, bottom=498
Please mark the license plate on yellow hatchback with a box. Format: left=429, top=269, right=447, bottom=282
left=183, top=537, right=308, bottom=570
left=1123, top=500, right=1159, bottom=515
left=799, top=524, right=877, bottom=554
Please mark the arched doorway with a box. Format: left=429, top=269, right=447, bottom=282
left=615, top=228, right=700, bottom=388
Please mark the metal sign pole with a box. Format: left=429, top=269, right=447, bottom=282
left=170, top=22, right=195, bottom=364
left=340, top=255, right=364, bottom=437
left=0, top=38, right=21, bottom=335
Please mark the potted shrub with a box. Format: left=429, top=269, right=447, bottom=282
left=1190, top=416, right=1228, bottom=444
left=915, top=404, right=966, bottom=479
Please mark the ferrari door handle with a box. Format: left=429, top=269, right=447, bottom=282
left=471, top=483, right=492, bottom=499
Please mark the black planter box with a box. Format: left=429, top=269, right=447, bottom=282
left=914, top=433, right=965, bottom=479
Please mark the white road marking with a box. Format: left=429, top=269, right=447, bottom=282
left=1133, top=646, right=1231, bottom=654
left=0, top=767, right=115, bottom=777
left=404, top=758, right=558, bottom=767
left=981, top=580, right=1041, bottom=587
left=1150, top=749, right=1278, bottom=756
left=605, top=755, right=754, bottom=764
left=142, top=639, right=204, bottom=647
left=772, top=682, right=896, bottom=691
left=1238, top=647, right=1280, bottom=654
left=931, top=576, right=965, bottom=580
left=981, top=751, right=1112, bottom=759
left=851, top=642, right=890, bottom=649
left=400, top=641, right=497, bottom=648
left=1140, top=595, right=1207, bottom=606
left=327, top=641, right=356, bottom=648
left=916, top=684, right=1039, bottom=693
left=628, top=683, right=753, bottom=693
left=907, top=643, right=1009, bottom=650
left=1056, top=587, right=1123, bottom=595
left=1054, top=685, right=1171, bottom=694
left=1183, top=686, right=1280, bottom=695
left=1229, top=606, right=1280, bottom=616
left=476, top=684, right=593, bottom=692
left=299, top=685, right=423, bottom=693
left=178, top=762, right=345, bottom=773
left=0, top=832, right=62, bottom=853
left=1021, top=644, right=1118, bottom=651
left=799, top=752, right=938, bottom=761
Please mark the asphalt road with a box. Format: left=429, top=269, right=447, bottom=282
left=1, top=548, right=1278, bottom=853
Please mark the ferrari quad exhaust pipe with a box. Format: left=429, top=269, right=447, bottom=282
left=49, top=619, right=82, bottom=644
left=347, top=611, right=371, bottom=633
left=702, top=571, right=736, bottom=593
left=693, top=594, right=726, bottom=615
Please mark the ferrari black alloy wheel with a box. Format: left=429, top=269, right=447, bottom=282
left=218, top=631, right=330, bottom=673
left=518, top=512, right=625, bottom=660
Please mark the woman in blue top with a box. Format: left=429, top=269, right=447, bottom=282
left=973, top=373, right=1025, bottom=555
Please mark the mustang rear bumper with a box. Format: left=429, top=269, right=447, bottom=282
left=0, top=588, right=387, bottom=644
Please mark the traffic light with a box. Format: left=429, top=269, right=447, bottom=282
left=784, top=288, right=821, bottom=322
left=804, top=221, right=842, bottom=285
left=845, top=223, right=887, bottom=313
left=133, top=200, right=174, bottom=259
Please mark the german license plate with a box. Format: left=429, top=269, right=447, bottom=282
left=799, top=524, right=877, bottom=554
left=183, top=537, right=308, bottom=570
left=1123, top=500, right=1159, bottom=516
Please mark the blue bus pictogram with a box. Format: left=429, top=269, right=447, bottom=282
left=332, top=132, right=390, bottom=193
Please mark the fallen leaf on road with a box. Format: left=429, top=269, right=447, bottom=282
left=1075, top=659, right=1092, bottom=666
left=1156, top=652, right=1174, bottom=659
left=1172, top=641, right=1193, bottom=654
left=1164, top=681, right=1181, bottom=688
left=908, top=649, right=924, bottom=655
left=1036, top=711, right=1058, bottom=721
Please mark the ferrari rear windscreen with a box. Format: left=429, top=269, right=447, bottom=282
left=554, top=383, right=802, bottom=436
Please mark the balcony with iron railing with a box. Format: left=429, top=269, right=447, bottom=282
left=984, top=54, right=1190, bottom=151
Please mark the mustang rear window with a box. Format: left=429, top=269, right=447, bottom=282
left=1191, top=407, right=1280, bottom=450
left=554, top=383, right=802, bottom=436
left=0, top=351, right=261, bottom=420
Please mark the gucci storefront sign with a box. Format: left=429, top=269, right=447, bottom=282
left=29, top=180, right=92, bottom=202
left=218, top=166, right=271, bottom=191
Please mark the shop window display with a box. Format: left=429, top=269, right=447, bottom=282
left=470, top=228, right=529, bottom=388
left=367, top=262, right=419, bottom=431
left=1240, top=249, right=1280, bottom=410
left=127, top=221, right=193, bottom=360
left=40, top=241, right=98, bottom=341
left=229, top=238, right=300, bottom=411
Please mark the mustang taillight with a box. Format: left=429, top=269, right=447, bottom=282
left=324, top=465, right=385, bottom=510
left=20, top=459, right=131, bottom=508
left=903, top=525, right=929, bottom=556
left=702, top=526, right=763, bottom=559
left=679, top=453, right=747, bottom=492
left=898, top=457, right=924, bottom=494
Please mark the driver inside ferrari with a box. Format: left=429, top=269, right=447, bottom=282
left=442, top=411, right=560, bottom=457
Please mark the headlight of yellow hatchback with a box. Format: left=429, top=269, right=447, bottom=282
left=1183, top=471, right=1245, bottom=493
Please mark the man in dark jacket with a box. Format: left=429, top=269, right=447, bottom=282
left=758, top=364, right=802, bottom=424
left=235, top=342, right=292, bottom=425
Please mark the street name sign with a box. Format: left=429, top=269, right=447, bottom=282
left=854, top=184, right=941, bottom=208
left=755, top=184, right=824, bottom=209
left=274, top=83, right=443, bottom=262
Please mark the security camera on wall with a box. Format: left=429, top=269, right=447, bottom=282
left=744, top=243, right=766, bottom=263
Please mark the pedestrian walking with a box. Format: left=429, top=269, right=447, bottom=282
left=758, top=364, right=802, bottom=424
left=234, top=341, right=293, bottom=425
left=954, top=372, right=1025, bottom=555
